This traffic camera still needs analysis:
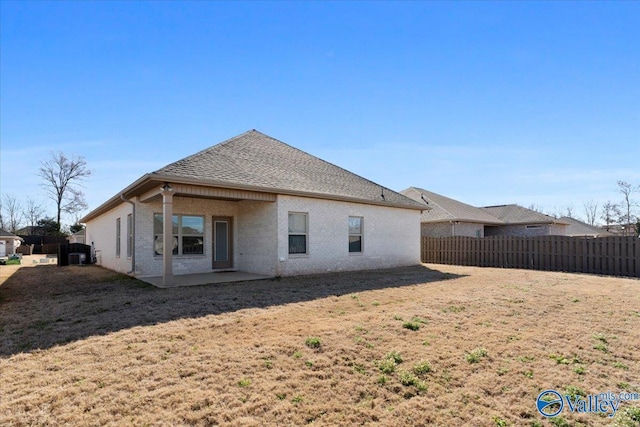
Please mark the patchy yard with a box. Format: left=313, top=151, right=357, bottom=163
left=0, top=263, right=638, bottom=426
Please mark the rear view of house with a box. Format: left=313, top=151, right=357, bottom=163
left=80, top=130, right=424, bottom=286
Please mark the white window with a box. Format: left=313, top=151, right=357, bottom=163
left=349, top=216, right=363, bottom=253
left=126, top=214, right=133, bottom=258
left=115, top=218, right=121, bottom=257
left=154, top=214, right=204, bottom=256
left=288, top=212, right=308, bottom=255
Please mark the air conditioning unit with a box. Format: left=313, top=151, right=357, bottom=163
left=68, top=253, right=86, bottom=265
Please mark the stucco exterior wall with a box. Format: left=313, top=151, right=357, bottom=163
left=275, top=195, right=421, bottom=276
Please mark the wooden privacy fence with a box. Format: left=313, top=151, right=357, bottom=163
left=422, top=236, right=640, bottom=278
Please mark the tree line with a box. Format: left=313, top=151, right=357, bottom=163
left=529, top=180, right=640, bottom=236
left=0, top=152, right=91, bottom=236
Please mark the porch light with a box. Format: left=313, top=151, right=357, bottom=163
left=162, top=183, right=173, bottom=192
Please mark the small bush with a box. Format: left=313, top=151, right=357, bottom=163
left=377, top=358, right=397, bottom=374
left=238, top=378, right=251, bottom=387
left=402, top=321, right=420, bottom=331
left=386, top=351, right=403, bottom=364
left=305, top=337, right=321, bottom=349
left=412, top=360, right=432, bottom=375
left=492, top=416, right=509, bottom=427
left=466, top=348, right=488, bottom=363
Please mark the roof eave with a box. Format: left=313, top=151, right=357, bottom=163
left=81, top=174, right=425, bottom=223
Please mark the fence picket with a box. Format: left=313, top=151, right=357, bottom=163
left=421, top=236, right=639, bottom=278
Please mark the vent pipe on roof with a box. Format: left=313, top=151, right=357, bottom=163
left=380, top=187, right=385, bottom=201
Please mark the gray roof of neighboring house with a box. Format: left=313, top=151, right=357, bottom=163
left=153, top=130, right=423, bottom=209
left=400, top=187, right=505, bottom=224
left=558, top=217, right=613, bottom=237
left=482, top=204, right=568, bottom=225
left=0, top=229, right=22, bottom=239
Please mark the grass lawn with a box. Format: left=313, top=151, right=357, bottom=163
left=0, top=263, right=638, bottom=426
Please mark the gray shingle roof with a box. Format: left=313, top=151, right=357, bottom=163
left=153, top=130, right=423, bottom=209
left=0, top=229, right=21, bottom=239
left=558, top=217, right=613, bottom=237
left=401, top=187, right=504, bottom=224
left=482, top=204, right=567, bottom=225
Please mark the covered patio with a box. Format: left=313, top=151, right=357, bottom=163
left=139, top=270, right=273, bottom=288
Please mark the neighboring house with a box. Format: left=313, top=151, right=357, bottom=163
left=80, top=130, right=424, bottom=285
left=0, top=229, right=23, bottom=257
left=69, top=229, right=86, bottom=244
left=482, top=205, right=568, bottom=237
left=400, top=187, right=503, bottom=237
left=558, top=217, right=613, bottom=238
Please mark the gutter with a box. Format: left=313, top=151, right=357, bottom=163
left=120, top=194, right=136, bottom=275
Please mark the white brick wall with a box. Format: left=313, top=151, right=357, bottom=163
left=275, top=195, right=421, bottom=276
left=88, top=194, right=420, bottom=278
left=85, top=202, right=134, bottom=274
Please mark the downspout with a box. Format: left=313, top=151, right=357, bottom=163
left=120, top=194, right=135, bottom=275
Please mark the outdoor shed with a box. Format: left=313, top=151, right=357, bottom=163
left=80, top=130, right=424, bottom=286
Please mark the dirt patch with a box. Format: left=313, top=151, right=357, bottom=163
left=0, top=264, right=638, bottom=426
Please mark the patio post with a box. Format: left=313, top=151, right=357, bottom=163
left=161, top=183, right=174, bottom=287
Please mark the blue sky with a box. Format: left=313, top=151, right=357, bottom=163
left=1, top=1, right=639, bottom=226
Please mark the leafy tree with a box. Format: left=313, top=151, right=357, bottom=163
left=69, top=223, right=84, bottom=234
left=35, top=217, right=64, bottom=235
left=38, top=152, right=91, bottom=226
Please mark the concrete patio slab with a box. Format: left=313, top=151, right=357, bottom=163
left=139, top=271, right=273, bottom=288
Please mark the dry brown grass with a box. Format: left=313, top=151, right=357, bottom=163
left=0, top=262, right=638, bottom=426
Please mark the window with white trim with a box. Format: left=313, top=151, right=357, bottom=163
left=154, top=214, right=204, bottom=255
left=126, top=214, right=133, bottom=258
left=116, top=218, right=121, bottom=257
left=288, top=212, right=308, bottom=254
left=348, top=216, right=363, bottom=253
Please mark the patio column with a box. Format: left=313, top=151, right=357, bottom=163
left=161, top=183, right=174, bottom=287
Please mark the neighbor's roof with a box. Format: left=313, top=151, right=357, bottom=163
left=558, top=217, right=613, bottom=237
left=401, top=187, right=503, bottom=224
left=0, top=229, right=23, bottom=240
left=482, top=204, right=568, bottom=225
left=82, top=130, right=424, bottom=222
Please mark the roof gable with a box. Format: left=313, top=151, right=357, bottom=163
left=401, top=187, right=504, bottom=224
left=153, top=130, right=423, bottom=209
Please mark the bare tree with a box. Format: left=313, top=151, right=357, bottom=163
left=527, top=204, right=544, bottom=213
left=617, top=181, right=638, bottom=236
left=0, top=196, right=4, bottom=230
left=23, top=197, right=46, bottom=232
left=600, top=200, right=621, bottom=231
left=38, top=152, right=91, bottom=228
left=564, top=204, right=575, bottom=218
left=2, top=194, right=23, bottom=233
left=583, top=199, right=599, bottom=226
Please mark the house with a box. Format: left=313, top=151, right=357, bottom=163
left=0, top=229, right=23, bottom=257
left=403, top=187, right=569, bottom=237
left=68, top=229, right=86, bottom=244
left=80, top=130, right=424, bottom=286
left=558, top=217, right=613, bottom=238
left=482, top=205, right=568, bottom=236
left=400, top=187, right=504, bottom=237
